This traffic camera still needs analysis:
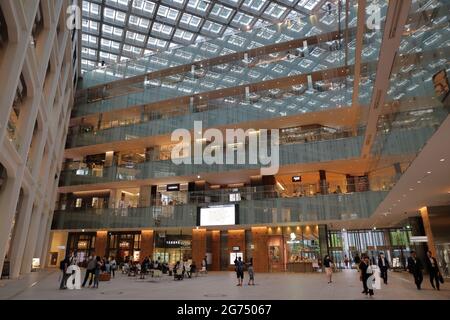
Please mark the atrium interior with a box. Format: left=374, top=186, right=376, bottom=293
left=0, top=0, right=449, bottom=301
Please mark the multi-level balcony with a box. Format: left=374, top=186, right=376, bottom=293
left=51, top=190, right=389, bottom=230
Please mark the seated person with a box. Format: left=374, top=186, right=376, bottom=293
left=174, top=261, right=184, bottom=280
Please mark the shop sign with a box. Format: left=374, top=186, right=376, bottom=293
left=166, top=184, right=180, bottom=191
left=77, top=240, right=88, bottom=249
left=165, top=240, right=191, bottom=247
left=287, top=232, right=301, bottom=244
left=232, top=246, right=240, bottom=251
left=119, top=241, right=130, bottom=248
left=292, top=176, right=301, bottom=182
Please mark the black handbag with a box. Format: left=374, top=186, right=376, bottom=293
left=438, top=273, right=444, bottom=284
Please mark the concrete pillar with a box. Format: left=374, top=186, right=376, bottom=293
left=251, top=227, right=269, bottom=272
left=39, top=214, right=53, bottom=267
left=95, top=231, right=108, bottom=257
left=319, top=170, right=327, bottom=194
left=318, top=224, right=329, bottom=261
left=0, top=176, right=23, bottom=275
left=210, top=230, right=221, bottom=271
left=192, top=229, right=207, bottom=269
left=34, top=210, right=49, bottom=262
left=20, top=205, right=44, bottom=274
left=8, top=192, right=34, bottom=278
left=140, top=230, right=154, bottom=261
left=419, top=207, right=436, bottom=257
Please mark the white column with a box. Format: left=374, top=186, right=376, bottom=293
left=0, top=175, right=23, bottom=275
left=20, top=204, right=43, bottom=274
left=8, top=192, right=34, bottom=278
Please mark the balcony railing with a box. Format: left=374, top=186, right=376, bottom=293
left=51, top=190, right=388, bottom=230
left=60, top=134, right=364, bottom=187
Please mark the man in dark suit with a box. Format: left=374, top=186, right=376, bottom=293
left=407, top=251, right=424, bottom=290
left=378, top=252, right=390, bottom=284
left=359, top=256, right=374, bottom=296
left=425, top=250, right=441, bottom=290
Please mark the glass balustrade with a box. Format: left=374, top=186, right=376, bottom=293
left=67, top=83, right=356, bottom=148
left=51, top=190, right=388, bottom=230
left=59, top=134, right=364, bottom=187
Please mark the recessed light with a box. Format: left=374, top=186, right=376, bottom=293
left=397, top=200, right=401, bottom=202
left=427, top=171, right=432, bottom=174
left=197, top=175, right=201, bottom=179
left=440, top=158, right=445, bottom=162
left=417, top=181, right=421, bottom=184
left=409, top=188, right=414, bottom=191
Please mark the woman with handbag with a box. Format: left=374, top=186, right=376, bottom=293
left=425, top=251, right=442, bottom=290
left=323, top=255, right=334, bottom=284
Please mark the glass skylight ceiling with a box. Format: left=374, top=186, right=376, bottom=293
left=81, top=0, right=326, bottom=73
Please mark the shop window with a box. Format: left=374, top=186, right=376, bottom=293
left=0, top=5, right=8, bottom=49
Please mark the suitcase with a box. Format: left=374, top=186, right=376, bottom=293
left=99, top=272, right=111, bottom=281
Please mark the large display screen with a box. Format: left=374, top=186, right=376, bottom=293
left=199, top=205, right=237, bottom=226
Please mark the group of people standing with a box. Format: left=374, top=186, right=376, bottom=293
left=59, top=253, right=117, bottom=290
left=234, top=257, right=255, bottom=286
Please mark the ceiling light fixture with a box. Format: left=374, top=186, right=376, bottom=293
left=440, top=158, right=445, bottom=162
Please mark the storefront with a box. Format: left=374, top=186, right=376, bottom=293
left=266, top=226, right=320, bottom=272
left=66, top=232, right=96, bottom=265
left=153, top=232, right=192, bottom=264
left=107, top=231, right=141, bottom=263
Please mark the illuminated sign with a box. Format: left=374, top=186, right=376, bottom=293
left=292, top=176, right=301, bottom=182
left=166, top=184, right=180, bottom=191
left=119, top=241, right=130, bottom=248
left=77, top=241, right=88, bottom=249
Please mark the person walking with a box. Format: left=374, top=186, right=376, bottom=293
left=323, top=255, right=334, bottom=284
left=425, top=251, right=441, bottom=290
left=344, top=255, right=349, bottom=269
left=59, top=255, right=70, bottom=289
left=234, top=256, right=244, bottom=286
left=378, top=252, right=390, bottom=285
left=82, top=255, right=97, bottom=287
left=92, top=256, right=102, bottom=289
left=359, top=256, right=374, bottom=296
left=407, top=251, right=424, bottom=290
left=353, top=253, right=361, bottom=271
left=110, top=256, right=117, bottom=278
left=202, top=256, right=208, bottom=274
left=247, top=257, right=255, bottom=285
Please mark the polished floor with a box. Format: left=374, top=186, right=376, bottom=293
left=0, top=268, right=449, bottom=300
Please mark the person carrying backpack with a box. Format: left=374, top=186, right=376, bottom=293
left=235, top=256, right=244, bottom=286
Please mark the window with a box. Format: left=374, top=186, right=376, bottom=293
left=132, top=0, right=156, bottom=14
left=210, top=4, right=234, bottom=21
left=187, top=0, right=210, bottom=13
left=242, top=0, right=268, bottom=12
left=157, top=5, right=180, bottom=22
left=180, top=13, right=202, bottom=29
